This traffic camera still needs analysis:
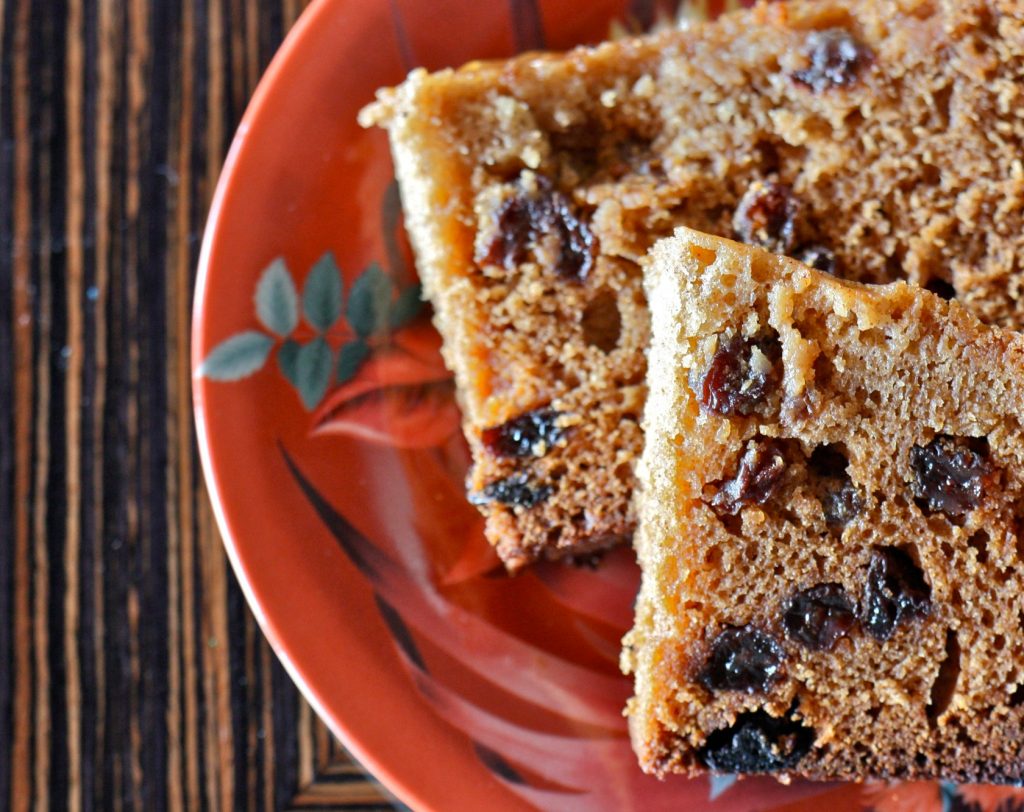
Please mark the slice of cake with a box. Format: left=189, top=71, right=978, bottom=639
left=362, top=0, right=1024, bottom=569
left=624, top=225, right=1024, bottom=782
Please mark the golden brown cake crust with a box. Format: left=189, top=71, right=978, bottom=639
left=626, top=226, right=1024, bottom=782
left=364, top=0, right=1024, bottom=567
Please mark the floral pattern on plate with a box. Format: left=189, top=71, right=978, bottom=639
left=192, top=0, right=1024, bottom=809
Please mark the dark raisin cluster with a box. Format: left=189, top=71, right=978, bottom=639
left=698, top=627, right=786, bottom=694
left=480, top=408, right=563, bottom=459
left=696, top=548, right=931, bottom=771
left=469, top=472, right=552, bottom=509
left=910, top=435, right=992, bottom=518
left=780, top=550, right=930, bottom=648
left=699, top=334, right=781, bottom=417
left=698, top=709, right=814, bottom=773
left=478, top=177, right=596, bottom=281
left=710, top=439, right=788, bottom=515
left=861, top=546, right=932, bottom=641
left=700, top=436, right=933, bottom=651
left=702, top=550, right=929, bottom=674
left=791, top=28, right=873, bottom=92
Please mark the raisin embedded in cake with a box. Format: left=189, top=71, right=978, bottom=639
left=623, top=227, right=1024, bottom=781
left=362, top=0, right=1024, bottom=568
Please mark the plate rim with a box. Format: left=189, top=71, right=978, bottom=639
left=190, top=1, right=424, bottom=808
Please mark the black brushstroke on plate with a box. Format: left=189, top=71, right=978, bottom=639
left=387, top=0, right=417, bottom=72
left=374, top=594, right=428, bottom=673
left=508, top=0, right=546, bottom=51
left=473, top=742, right=527, bottom=785
left=280, top=443, right=395, bottom=583
left=629, top=0, right=658, bottom=30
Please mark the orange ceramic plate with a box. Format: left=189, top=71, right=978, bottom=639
left=191, top=1, right=1024, bottom=809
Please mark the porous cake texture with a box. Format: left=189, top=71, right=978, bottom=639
left=363, top=0, right=1024, bottom=568
left=624, top=227, right=1024, bottom=782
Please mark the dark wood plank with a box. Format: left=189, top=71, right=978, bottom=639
left=0, top=1, right=399, bottom=808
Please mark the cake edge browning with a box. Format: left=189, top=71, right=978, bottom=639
left=359, top=69, right=482, bottom=419
left=363, top=71, right=541, bottom=564
left=361, top=49, right=661, bottom=570
left=623, top=224, right=708, bottom=778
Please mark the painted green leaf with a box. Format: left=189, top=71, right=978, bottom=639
left=277, top=339, right=302, bottom=387
left=303, top=252, right=343, bottom=332
left=347, top=262, right=392, bottom=338
left=336, top=339, right=370, bottom=384
left=708, top=774, right=736, bottom=801
left=197, top=331, right=274, bottom=381
left=388, top=283, right=423, bottom=330
left=294, top=337, right=333, bottom=410
left=254, top=258, right=298, bottom=336
left=939, top=782, right=958, bottom=812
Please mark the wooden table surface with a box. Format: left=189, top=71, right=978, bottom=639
left=1, top=1, right=400, bottom=808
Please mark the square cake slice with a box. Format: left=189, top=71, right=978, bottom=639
left=624, top=226, right=1024, bottom=782
left=363, top=0, right=1024, bottom=568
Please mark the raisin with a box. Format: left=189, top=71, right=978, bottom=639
left=478, top=178, right=595, bottom=281
left=792, top=29, right=873, bottom=93
left=699, top=334, right=780, bottom=417
left=794, top=244, right=837, bottom=275
left=822, top=482, right=864, bottom=528
left=480, top=409, right=563, bottom=459
left=699, top=710, right=814, bottom=773
left=910, top=435, right=992, bottom=518
left=733, top=180, right=799, bottom=254
left=469, top=472, right=552, bottom=509
left=548, top=193, right=596, bottom=281
left=783, top=584, right=857, bottom=651
left=808, top=445, right=864, bottom=528
left=861, top=547, right=931, bottom=641
left=698, top=627, right=785, bottom=693
left=710, top=440, right=788, bottom=515
left=481, top=194, right=538, bottom=269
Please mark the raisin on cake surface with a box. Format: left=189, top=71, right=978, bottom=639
left=362, top=0, right=1024, bottom=569
left=623, top=226, right=1024, bottom=782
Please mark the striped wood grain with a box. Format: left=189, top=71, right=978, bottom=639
left=0, top=1, right=400, bottom=808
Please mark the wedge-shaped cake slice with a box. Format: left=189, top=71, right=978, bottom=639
left=624, top=226, right=1024, bottom=782
left=363, top=0, right=1024, bottom=568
